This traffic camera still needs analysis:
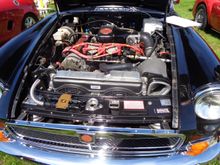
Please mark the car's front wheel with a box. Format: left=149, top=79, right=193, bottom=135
left=22, top=13, right=38, bottom=30
left=195, top=4, right=208, bottom=30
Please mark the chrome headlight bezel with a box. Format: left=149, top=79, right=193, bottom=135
left=194, top=83, right=220, bottom=120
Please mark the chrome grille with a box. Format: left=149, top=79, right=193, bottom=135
left=7, top=122, right=185, bottom=157
left=95, top=137, right=180, bottom=148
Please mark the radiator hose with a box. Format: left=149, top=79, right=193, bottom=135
left=140, top=32, right=154, bottom=57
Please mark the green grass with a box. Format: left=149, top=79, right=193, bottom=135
left=0, top=1, right=219, bottom=164
left=0, top=152, right=36, bottom=165
left=175, top=0, right=220, bottom=58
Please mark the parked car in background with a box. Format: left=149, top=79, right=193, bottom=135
left=193, top=0, right=220, bottom=32
left=0, top=0, right=39, bottom=45
left=0, top=0, right=220, bottom=164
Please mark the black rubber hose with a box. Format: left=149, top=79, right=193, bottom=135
left=146, top=36, right=158, bottom=57
left=140, top=32, right=154, bottom=57
left=99, top=63, right=133, bottom=72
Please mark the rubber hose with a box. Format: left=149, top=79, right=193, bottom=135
left=140, top=32, right=154, bottom=57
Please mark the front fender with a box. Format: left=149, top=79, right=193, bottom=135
left=172, top=26, right=220, bottom=131
left=0, top=14, right=57, bottom=119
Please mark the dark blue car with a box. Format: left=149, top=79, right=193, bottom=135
left=0, top=0, right=219, bottom=164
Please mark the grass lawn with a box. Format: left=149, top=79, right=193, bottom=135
left=175, top=0, right=220, bottom=58
left=0, top=152, right=36, bottom=165
left=0, top=0, right=219, bottom=164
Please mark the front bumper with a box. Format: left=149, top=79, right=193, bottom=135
left=0, top=140, right=219, bottom=165
left=0, top=121, right=219, bottom=164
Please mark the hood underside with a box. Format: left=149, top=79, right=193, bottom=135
left=55, top=0, right=171, bottom=13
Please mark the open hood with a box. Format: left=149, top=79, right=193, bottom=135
left=55, top=0, right=171, bottom=13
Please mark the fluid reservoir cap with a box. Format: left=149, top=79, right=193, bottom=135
left=97, top=25, right=114, bottom=43
left=99, top=26, right=113, bottom=35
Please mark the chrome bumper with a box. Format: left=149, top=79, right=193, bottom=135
left=0, top=140, right=219, bottom=165
left=0, top=120, right=219, bottom=164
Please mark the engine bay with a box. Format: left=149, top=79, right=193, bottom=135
left=17, top=12, right=174, bottom=129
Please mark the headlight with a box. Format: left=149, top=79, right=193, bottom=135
left=194, top=84, right=220, bottom=120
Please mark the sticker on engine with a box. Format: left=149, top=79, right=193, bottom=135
left=156, top=108, right=170, bottom=114
left=123, top=100, right=144, bottom=110
left=160, top=99, right=171, bottom=106
left=90, top=85, right=101, bottom=90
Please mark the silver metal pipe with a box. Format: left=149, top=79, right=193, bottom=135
left=30, top=79, right=44, bottom=106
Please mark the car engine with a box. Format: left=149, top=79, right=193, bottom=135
left=19, top=14, right=173, bottom=128
left=48, top=17, right=170, bottom=96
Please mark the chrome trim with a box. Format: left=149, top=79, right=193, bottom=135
left=0, top=136, right=219, bottom=165
left=15, top=139, right=177, bottom=157
left=194, top=83, right=220, bottom=99
left=5, top=120, right=185, bottom=157
left=194, top=83, right=220, bottom=120
left=6, top=120, right=181, bottom=135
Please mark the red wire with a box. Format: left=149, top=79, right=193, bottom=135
left=62, top=42, right=144, bottom=60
